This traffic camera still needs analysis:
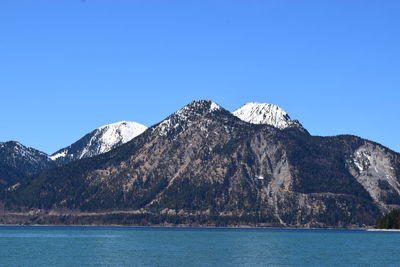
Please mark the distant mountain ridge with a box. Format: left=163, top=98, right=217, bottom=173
left=0, top=121, right=147, bottom=186
left=2, top=100, right=399, bottom=228
left=0, top=141, right=54, bottom=187
left=50, top=121, right=147, bottom=165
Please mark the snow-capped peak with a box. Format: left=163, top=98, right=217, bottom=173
left=232, top=102, right=302, bottom=129
left=50, top=121, right=147, bottom=162
left=97, top=121, right=147, bottom=145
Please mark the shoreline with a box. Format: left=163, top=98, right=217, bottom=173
left=0, top=211, right=388, bottom=231
left=0, top=223, right=376, bottom=231
left=0, top=211, right=376, bottom=230
left=366, top=229, right=400, bottom=232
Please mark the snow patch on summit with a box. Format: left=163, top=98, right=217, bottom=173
left=210, top=101, right=222, bottom=112
left=50, top=121, right=147, bottom=161
left=96, top=121, right=146, bottom=150
left=233, top=102, right=300, bottom=129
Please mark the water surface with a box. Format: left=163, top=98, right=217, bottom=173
left=0, top=226, right=399, bottom=266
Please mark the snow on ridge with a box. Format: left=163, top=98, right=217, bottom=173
left=0, top=141, right=50, bottom=164
left=232, top=102, right=296, bottom=129
left=97, top=121, right=148, bottom=146
left=210, top=101, right=222, bottom=111
left=156, top=100, right=222, bottom=136
left=49, top=150, right=67, bottom=161
left=90, top=121, right=147, bottom=156
left=51, top=121, right=147, bottom=161
left=8, top=141, right=48, bottom=157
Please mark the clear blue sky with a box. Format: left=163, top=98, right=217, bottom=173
left=1, top=0, right=399, bottom=154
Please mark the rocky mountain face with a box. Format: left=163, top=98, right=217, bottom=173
left=50, top=121, right=147, bottom=166
left=0, top=142, right=55, bottom=187
left=3, top=100, right=399, bottom=228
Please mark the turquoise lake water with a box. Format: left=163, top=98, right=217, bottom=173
left=0, top=226, right=399, bottom=266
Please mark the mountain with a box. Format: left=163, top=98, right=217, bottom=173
left=0, top=141, right=55, bottom=187
left=50, top=121, right=147, bottom=166
left=0, top=121, right=147, bottom=187
left=3, top=100, right=399, bottom=228
left=233, top=102, right=306, bottom=131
